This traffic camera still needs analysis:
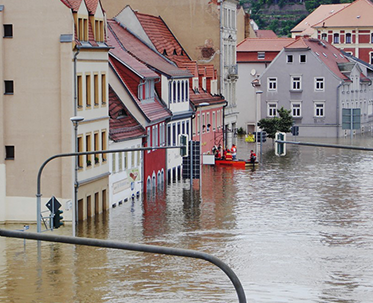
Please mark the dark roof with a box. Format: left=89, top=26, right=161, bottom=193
left=109, top=86, right=146, bottom=142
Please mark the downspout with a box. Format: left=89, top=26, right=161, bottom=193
left=336, top=81, right=343, bottom=138
left=223, top=100, right=228, bottom=149
left=74, top=47, right=80, bottom=116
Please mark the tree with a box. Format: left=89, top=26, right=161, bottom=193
left=257, top=107, right=293, bottom=139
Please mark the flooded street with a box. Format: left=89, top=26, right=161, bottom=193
left=1, top=134, right=373, bottom=302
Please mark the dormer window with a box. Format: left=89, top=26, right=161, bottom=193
left=78, top=17, right=88, bottom=41
left=94, top=19, right=104, bottom=42
left=117, top=109, right=127, bottom=118
left=139, top=79, right=155, bottom=101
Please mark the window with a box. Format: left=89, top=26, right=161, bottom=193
left=4, top=80, right=14, bottom=94
left=258, top=52, right=265, bottom=59
left=300, top=55, right=306, bottom=63
left=118, top=152, right=123, bottom=171
left=287, top=55, right=293, bottom=63
left=3, top=24, right=13, bottom=38
left=268, top=78, right=277, bottom=91
left=291, top=76, right=302, bottom=91
left=94, top=74, right=99, bottom=106
left=77, top=75, right=82, bottom=108
left=78, top=136, right=83, bottom=168
left=370, top=52, right=373, bottom=65
left=346, top=33, right=352, bottom=44
left=291, top=102, right=301, bottom=117
left=112, top=152, right=117, bottom=173
left=139, top=79, right=154, bottom=101
left=315, top=77, right=324, bottom=91
left=5, top=146, right=14, bottom=160
left=321, top=33, right=327, bottom=41
left=333, top=33, right=339, bottom=44
left=78, top=17, right=88, bottom=41
left=101, top=130, right=107, bottom=161
left=86, top=74, right=91, bottom=107
left=94, top=132, right=99, bottom=163
left=314, top=102, right=325, bottom=117
left=213, top=112, right=216, bottom=130
left=267, top=103, right=277, bottom=117
left=131, top=151, right=135, bottom=168
left=94, top=20, right=104, bottom=42
left=371, top=33, right=373, bottom=43
left=101, top=74, right=107, bottom=105
left=86, top=134, right=92, bottom=166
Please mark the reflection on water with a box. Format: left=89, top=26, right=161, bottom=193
left=1, top=134, right=373, bottom=302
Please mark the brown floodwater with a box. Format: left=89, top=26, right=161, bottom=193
left=1, top=134, right=373, bottom=302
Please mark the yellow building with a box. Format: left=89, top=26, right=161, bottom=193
left=0, top=0, right=110, bottom=225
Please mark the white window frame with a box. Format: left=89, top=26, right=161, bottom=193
left=258, top=52, right=265, bottom=60
left=333, top=33, right=339, bottom=44
left=291, top=102, right=302, bottom=117
left=287, top=54, right=293, bottom=63
left=314, top=102, right=325, bottom=117
left=267, top=102, right=278, bottom=117
left=345, top=33, right=352, bottom=44
left=291, top=76, right=302, bottom=91
left=299, top=54, right=306, bottom=63
left=268, top=77, right=277, bottom=91
left=315, top=77, right=325, bottom=91
left=321, top=33, right=327, bottom=41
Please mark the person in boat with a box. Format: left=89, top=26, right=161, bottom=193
left=225, top=148, right=233, bottom=161
left=214, top=145, right=222, bottom=159
left=231, top=144, right=237, bottom=160
left=249, top=150, right=256, bottom=163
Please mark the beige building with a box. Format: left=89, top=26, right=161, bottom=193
left=0, top=0, right=110, bottom=225
left=101, top=0, right=249, bottom=147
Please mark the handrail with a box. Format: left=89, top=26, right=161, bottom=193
left=0, top=229, right=247, bottom=303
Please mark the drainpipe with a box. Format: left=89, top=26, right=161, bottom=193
left=336, top=81, right=343, bottom=138
left=74, top=47, right=80, bottom=116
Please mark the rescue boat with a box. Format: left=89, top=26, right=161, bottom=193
left=215, top=158, right=258, bottom=168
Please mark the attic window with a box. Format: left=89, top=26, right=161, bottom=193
left=315, top=52, right=320, bottom=56
left=323, top=53, right=327, bottom=57
left=173, top=49, right=177, bottom=55
left=334, top=54, right=338, bottom=58
left=258, top=52, right=265, bottom=59
left=162, top=49, right=167, bottom=56
left=117, top=109, right=127, bottom=118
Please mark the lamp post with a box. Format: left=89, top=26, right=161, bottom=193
left=255, top=90, right=263, bottom=158
left=70, top=116, right=84, bottom=237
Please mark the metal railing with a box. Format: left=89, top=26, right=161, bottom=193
left=0, top=229, right=247, bottom=303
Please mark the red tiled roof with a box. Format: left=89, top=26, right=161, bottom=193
left=107, top=20, right=192, bottom=78
left=286, top=37, right=350, bottom=81
left=109, top=86, right=146, bottom=142
left=313, top=0, right=373, bottom=28
left=291, top=3, right=349, bottom=35
left=237, top=38, right=295, bottom=52
left=108, top=28, right=159, bottom=79
left=189, top=91, right=226, bottom=107
left=134, top=11, right=191, bottom=63
left=62, top=0, right=82, bottom=11
left=255, top=30, right=277, bottom=38
left=109, top=56, right=171, bottom=123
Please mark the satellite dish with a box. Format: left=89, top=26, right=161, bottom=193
left=250, top=69, right=256, bottom=76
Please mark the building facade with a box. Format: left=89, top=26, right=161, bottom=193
left=259, top=37, right=373, bottom=137
left=0, top=0, right=110, bottom=224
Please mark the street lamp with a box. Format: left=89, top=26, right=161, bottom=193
left=255, top=90, right=263, bottom=158
left=70, top=116, right=84, bottom=236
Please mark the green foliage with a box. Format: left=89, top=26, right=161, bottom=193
left=257, top=107, right=293, bottom=139
left=243, top=0, right=354, bottom=36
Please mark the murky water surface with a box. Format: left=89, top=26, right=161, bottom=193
left=1, top=135, right=373, bottom=302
